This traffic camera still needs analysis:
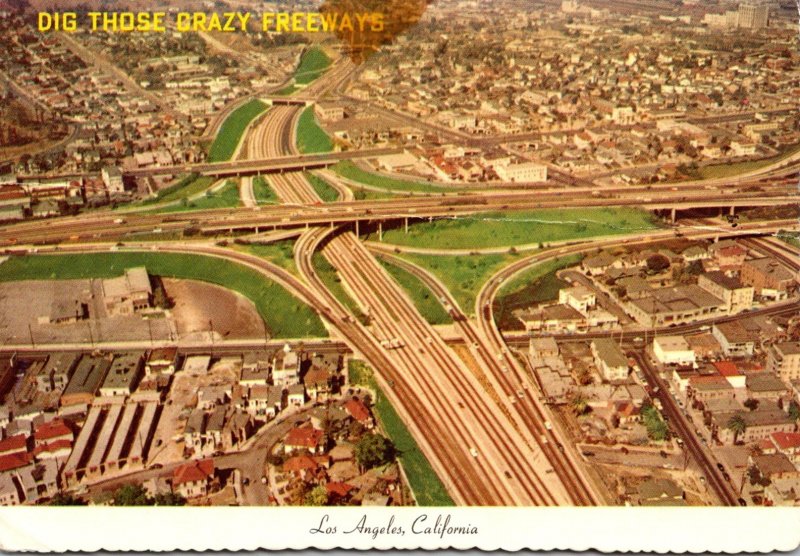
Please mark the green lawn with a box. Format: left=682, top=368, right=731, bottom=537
left=305, top=173, right=340, bottom=202
left=696, top=142, right=800, bottom=180
left=275, top=85, right=299, bottom=96
left=371, top=208, right=659, bottom=250
left=294, top=46, right=331, bottom=85
left=779, top=233, right=800, bottom=249
left=348, top=360, right=454, bottom=506
left=152, top=180, right=240, bottom=213
left=398, top=252, right=515, bottom=315
left=235, top=240, right=298, bottom=275
left=208, top=99, right=268, bottom=162
left=0, top=252, right=326, bottom=339
left=296, top=106, right=333, bottom=154
left=312, top=252, right=368, bottom=324
left=333, top=161, right=452, bottom=194
left=253, top=176, right=280, bottom=205
left=494, top=254, right=583, bottom=331
left=377, top=258, right=452, bottom=325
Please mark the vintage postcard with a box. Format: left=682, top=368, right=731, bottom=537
left=0, top=0, right=798, bottom=551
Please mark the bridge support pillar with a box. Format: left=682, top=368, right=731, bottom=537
left=255, top=226, right=259, bottom=234
left=405, top=217, right=409, bottom=234
left=729, top=206, right=735, bottom=216
left=378, top=222, right=383, bottom=242
left=671, top=208, right=676, bottom=224
left=355, top=220, right=360, bottom=237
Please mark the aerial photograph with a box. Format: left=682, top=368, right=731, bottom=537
left=0, top=0, right=797, bottom=513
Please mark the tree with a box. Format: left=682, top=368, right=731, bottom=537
left=153, top=492, right=186, bottom=506
left=727, top=414, right=747, bottom=444
left=113, top=484, right=151, bottom=506
left=49, top=492, right=87, bottom=506
left=788, top=401, right=800, bottom=422
left=743, top=398, right=759, bottom=411
left=646, top=254, right=670, bottom=273
left=303, top=485, right=329, bottom=506
left=354, top=433, right=396, bottom=470
left=570, top=392, right=589, bottom=416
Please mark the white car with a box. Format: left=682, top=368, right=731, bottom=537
left=469, top=448, right=479, bottom=458
left=544, top=421, right=553, bottom=431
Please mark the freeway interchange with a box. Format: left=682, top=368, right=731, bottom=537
left=2, top=56, right=799, bottom=507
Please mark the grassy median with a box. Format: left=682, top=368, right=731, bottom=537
left=371, top=208, right=658, bottom=250
left=377, top=259, right=452, bottom=325
left=153, top=180, right=241, bottom=213
left=208, top=99, right=268, bottom=162
left=296, top=107, right=333, bottom=154
left=348, top=360, right=454, bottom=506
left=0, top=252, right=326, bottom=339
left=306, top=173, right=340, bottom=202
left=333, top=160, right=451, bottom=194
left=253, top=176, right=280, bottom=205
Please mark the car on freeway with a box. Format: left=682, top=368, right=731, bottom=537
left=469, top=448, right=479, bottom=458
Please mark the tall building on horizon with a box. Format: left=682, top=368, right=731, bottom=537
left=738, top=0, right=769, bottom=29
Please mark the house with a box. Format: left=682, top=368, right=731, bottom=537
left=197, top=386, right=228, bottom=410
left=746, top=374, right=789, bottom=402
left=14, top=459, right=59, bottom=503
left=0, top=473, right=20, bottom=506
left=101, top=267, right=152, bottom=316
left=519, top=304, right=585, bottom=333
left=714, top=408, right=796, bottom=445
left=0, top=435, right=29, bottom=457
left=145, top=348, right=178, bottom=376
left=304, top=367, right=333, bottom=402
left=698, top=272, right=753, bottom=314
left=101, top=166, right=124, bottom=194
left=653, top=336, right=696, bottom=366
left=582, top=252, right=617, bottom=276
left=767, top=342, right=800, bottom=382
left=239, top=353, right=271, bottom=386
left=687, top=375, right=735, bottom=403
left=709, top=241, right=746, bottom=270
left=284, top=425, right=324, bottom=455
left=273, top=347, right=300, bottom=387
left=172, top=458, right=215, bottom=499
left=712, top=322, right=756, bottom=358
left=559, top=286, right=596, bottom=313
left=590, top=339, right=629, bottom=382
left=33, top=419, right=73, bottom=448
left=183, top=409, right=206, bottom=451
left=287, top=384, right=306, bottom=407
left=741, top=258, right=796, bottom=299
left=344, top=398, right=374, bottom=429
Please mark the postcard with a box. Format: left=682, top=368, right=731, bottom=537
left=0, top=0, right=798, bottom=552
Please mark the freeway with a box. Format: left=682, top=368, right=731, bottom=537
left=248, top=102, right=570, bottom=505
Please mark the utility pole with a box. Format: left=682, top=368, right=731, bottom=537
left=209, top=319, right=215, bottom=356
left=28, top=323, right=35, bottom=348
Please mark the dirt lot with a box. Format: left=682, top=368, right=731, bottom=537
left=165, top=279, right=265, bottom=341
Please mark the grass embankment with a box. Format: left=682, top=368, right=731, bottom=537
left=208, top=99, right=268, bottom=162
left=694, top=142, right=800, bottom=180
left=306, top=173, right=340, bottom=202
left=138, top=175, right=216, bottom=207
left=779, top=233, right=800, bottom=249
left=333, top=160, right=451, bottom=194
left=294, top=46, right=331, bottom=85
left=348, top=360, right=454, bottom=506
left=377, top=259, right=452, bottom=325
left=153, top=180, right=240, bottom=213
left=0, top=253, right=326, bottom=339
left=371, top=208, right=659, bottom=250
left=398, top=253, right=514, bottom=315
left=253, top=176, right=280, bottom=205
left=493, top=254, right=583, bottom=331
left=311, top=252, right=368, bottom=324
left=236, top=240, right=298, bottom=275
left=296, top=107, right=333, bottom=154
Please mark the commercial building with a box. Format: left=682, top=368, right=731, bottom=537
left=697, top=272, right=753, bottom=314
left=767, top=342, right=800, bottom=382
left=626, top=285, right=724, bottom=327
left=712, top=321, right=756, bottom=358
left=494, top=161, right=548, bottom=182
left=738, top=1, right=769, bottom=29
left=101, top=267, right=152, bottom=316
left=559, top=286, right=596, bottom=313
left=60, top=355, right=112, bottom=407
left=98, top=353, right=144, bottom=397
left=653, top=336, right=696, bottom=366
left=101, top=166, right=124, bottom=194
left=740, top=258, right=796, bottom=299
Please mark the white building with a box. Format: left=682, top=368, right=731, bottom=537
left=494, top=161, right=548, bottom=183
left=559, top=286, right=596, bottom=314
left=653, top=336, right=696, bottom=366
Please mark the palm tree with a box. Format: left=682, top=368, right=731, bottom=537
left=570, top=392, right=588, bottom=416
left=726, top=413, right=747, bottom=444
